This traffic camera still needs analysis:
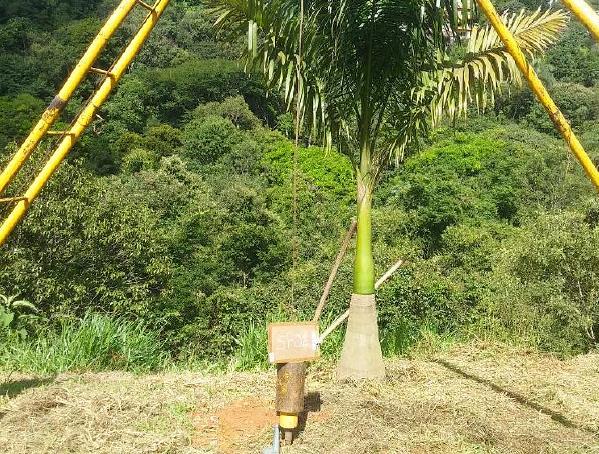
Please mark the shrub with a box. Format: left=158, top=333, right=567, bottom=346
left=181, top=116, right=241, bottom=166
left=104, top=76, right=150, bottom=133
left=0, top=294, right=39, bottom=342
left=524, top=83, right=599, bottom=134
left=218, top=138, right=264, bottom=175
left=276, top=112, right=294, bottom=137
left=142, top=123, right=182, bottom=157
left=121, top=148, right=159, bottom=173
left=482, top=210, right=599, bottom=354
left=547, top=22, right=599, bottom=87
left=0, top=93, right=44, bottom=148
left=142, top=58, right=267, bottom=123
left=191, top=96, right=262, bottom=130
left=0, top=17, right=34, bottom=54
left=580, top=120, right=599, bottom=163
left=0, top=160, right=173, bottom=319
left=379, top=125, right=591, bottom=252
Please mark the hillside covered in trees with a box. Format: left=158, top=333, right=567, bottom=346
left=0, top=0, right=598, bottom=372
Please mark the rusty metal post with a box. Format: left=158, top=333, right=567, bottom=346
left=276, top=362, right=307, bottom=444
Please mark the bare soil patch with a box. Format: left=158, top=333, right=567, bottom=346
left=1, top=343, right=598, bottom=453
left=193, top=397, right=276, bottom=452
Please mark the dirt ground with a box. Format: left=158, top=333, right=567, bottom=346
left=1, top=343, right=598, bottom=453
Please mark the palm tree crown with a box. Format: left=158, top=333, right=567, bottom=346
left=212, top=1, right=566, bottom=170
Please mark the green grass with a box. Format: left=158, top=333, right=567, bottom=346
left=233, top=321, right=270, bottom=371
left=230, top=314, right=453, bottom=371
left=0, top=313, right=169, bottom=373
left=0, top=311, right=475, bottom=375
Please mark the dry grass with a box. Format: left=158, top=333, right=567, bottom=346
left=1, top=342, right=598, bottom=453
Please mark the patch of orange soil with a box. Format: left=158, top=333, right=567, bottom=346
left=193, top=397, right=277, bottom=453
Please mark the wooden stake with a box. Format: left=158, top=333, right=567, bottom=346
left=319, top=258, right=405, bottom=343
left=312, top=218, right=357, bottom=322
left=319, top=309, right=349, bottom=343
left=374, top=259, right=404, bottom=290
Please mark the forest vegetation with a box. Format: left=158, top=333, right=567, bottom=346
left=0, top=0, right=598, bottom=373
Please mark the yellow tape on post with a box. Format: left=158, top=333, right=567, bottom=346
left=475, top=0, right=599, bottom=192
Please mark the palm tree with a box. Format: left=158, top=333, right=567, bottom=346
left=210, top=0, right=567, bottom=379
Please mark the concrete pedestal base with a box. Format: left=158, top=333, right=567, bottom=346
left=336, top=294, right=385, bottom=380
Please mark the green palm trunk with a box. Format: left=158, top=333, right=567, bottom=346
left=336, top=178, right=384, bottom=378
left=337, top=144, right=385, bottom=380
left=353, top=179, right=375, bottom=295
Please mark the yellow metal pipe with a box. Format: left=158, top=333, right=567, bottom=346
left=561, top=0, right=599, bottom=41
left=476, top=0, right=599, bottom=192
left=0, top=0, right=171, bottom=247
left=0, top=0, right=139, bottom=195
left=279, top=413, right=299, bottom=429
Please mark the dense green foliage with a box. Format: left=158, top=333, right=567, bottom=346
left=0, top=1, right=598, bottom=371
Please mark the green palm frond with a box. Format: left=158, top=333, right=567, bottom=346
left=211, top=2, right=566, bottom=170
left=209, top=0, right=459, bottom=158
left=423, top=8, right=568, bottom=125
left=211, top=0, right=332, bottom=146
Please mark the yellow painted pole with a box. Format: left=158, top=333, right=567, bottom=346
left=0, top=0, right=171, bottom=246
left=561, top=0, right=599, bottom=41
left=0, top=0, right=140, bottom=195
left=475, top=0, right=599, bottom=192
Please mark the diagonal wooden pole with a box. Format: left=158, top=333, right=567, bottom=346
left=375, top=259, right=404, bottom=290
left=312, top=218, right=357, bottom=322
left=319, top=258, right=405, bottom=343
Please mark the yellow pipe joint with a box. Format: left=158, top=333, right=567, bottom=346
left=279, top=413, right=299, bottom=429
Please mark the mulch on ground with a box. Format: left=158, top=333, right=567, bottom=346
left=1, top=343, right=597, bottom=453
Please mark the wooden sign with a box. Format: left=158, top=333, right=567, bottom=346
left=267, top=322, right=320, bottom=364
